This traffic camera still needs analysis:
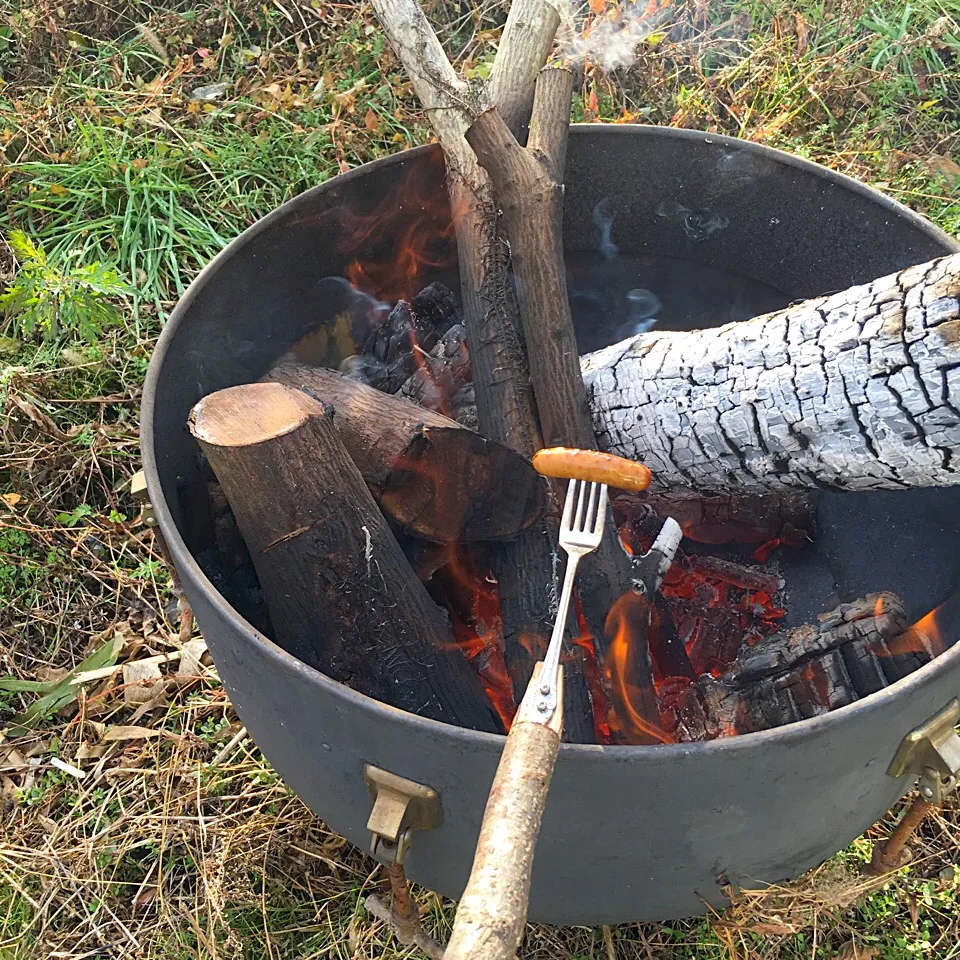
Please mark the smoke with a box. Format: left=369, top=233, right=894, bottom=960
left=593, top=197, right=619, bottom=261
left=557, top=1, right=673, bottom=72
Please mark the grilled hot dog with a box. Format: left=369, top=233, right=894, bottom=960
left=532, top=447, right=652, bottom=492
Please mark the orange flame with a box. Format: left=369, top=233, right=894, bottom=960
left=334, top=152, right=468, bottom=305
left=883, top=605, right=945, bottom=659
left=603, top=592, right=673, bottom=744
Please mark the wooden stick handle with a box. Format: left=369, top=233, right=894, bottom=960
left=444, top=669, right=563, bottom=960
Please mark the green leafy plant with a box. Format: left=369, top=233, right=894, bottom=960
left=0, top=230, right=130, bottom=343
left=0, top=632, right=124, bottom=733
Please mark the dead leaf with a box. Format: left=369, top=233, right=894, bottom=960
left=1, top=493, right=21, bottom=508
left=748, top=921, right=798, bottom=935
left=76, top=742, right=110, bottom=760
left=927, top=154, right=960, bottom=180
left=122, top=660, right=163, bottom=704
left=178, top=638, right=208, bottom=678
left=589, top=0, right=606, bottom=13
left=132, top=883, right=159, bottom=911
left=102, top=725, right=161, bottom=742
left=908, top=891, right=919, bottom=927
left=364, top=108, right=380, bottom=132
left=794, top=12, right=808, bottom=54
left=0, top=746, right=28, bottom=774
left=836, top=942, right=880, bottom=960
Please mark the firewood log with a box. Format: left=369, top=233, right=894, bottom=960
left=371, top=0, right=602, bottom=743
left=189, top=382, right=503, bottom=733
left=466, top=72, right=667, bottom=736
left=583, top=254, right=960, bottom=492
left=700, top=592, right=916, bottom=736
left=264, top=363, right=545, bottom=543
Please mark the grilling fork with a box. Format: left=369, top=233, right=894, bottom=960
left=444, top=479, right=607, bottom=960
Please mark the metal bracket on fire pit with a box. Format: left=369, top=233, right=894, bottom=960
left=364, top=764, right=442, bottom=864
left=131, top=469, right=157, bottom=528
left=888, top=698, right=960, bottom=803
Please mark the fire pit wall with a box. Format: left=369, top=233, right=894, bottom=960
left=142, top=127, right=960, bottom=924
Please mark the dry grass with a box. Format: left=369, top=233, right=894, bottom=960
left=1, top=0, right=960, bottom=956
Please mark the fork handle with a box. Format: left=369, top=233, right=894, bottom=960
left=444, top=667, right=563, bottom=960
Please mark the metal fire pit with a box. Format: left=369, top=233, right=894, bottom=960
left=141, top=126, right=960, bottom=924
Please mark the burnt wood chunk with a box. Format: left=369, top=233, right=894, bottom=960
left=699, top=592, right=922, bottom=737
left=264, top=363, right=545, bottom=543
left=396, top=322, right=472, bottom=412
left=354, top=282, right=461, bottom=393
left=189, top=382, right=503, bottom=733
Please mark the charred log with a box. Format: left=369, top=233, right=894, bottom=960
left=700, top=592, right=917, bottom=736
left=347, top=282, right=461, bottom=393
left=265, top=363, right=545, bottom=543
left=396, top=323, right=472, bottom=413
left=189, top=382, right=503, bottom=733
left=583, top=254, right=960, bottom=493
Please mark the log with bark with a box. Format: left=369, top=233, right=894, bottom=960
left=582, top=253, right=960, bottom=493
left=264, top=363, right=545, bottom=543
left=371, top=0, right=605, bottom=744
left=189, top=381, right=504, bottom=733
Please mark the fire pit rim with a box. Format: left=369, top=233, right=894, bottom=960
left=141, top=125, right=960, bottom=756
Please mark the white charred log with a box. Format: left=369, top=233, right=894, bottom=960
left=582, top=254, right=960, bottom=492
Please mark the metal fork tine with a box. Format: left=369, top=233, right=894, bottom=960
left=586, top=482, right=600, bottom=533
left=593, top=484, right=608, bottom=535
left=561, top=478, right=577, bottom=531
left=574, top=479, right=588, bottom=532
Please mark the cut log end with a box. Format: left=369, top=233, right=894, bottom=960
left=190, top=382, right=326, bottom=447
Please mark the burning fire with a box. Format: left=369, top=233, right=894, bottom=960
left=883, top=605, right=945, bottom=659
left=336, top=151, right=464, bottom=305
left=603, top=592, right=673, bottom=744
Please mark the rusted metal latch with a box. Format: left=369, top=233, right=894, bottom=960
left=887, top=698, right=960, bottom=803
left=364, top=765, right=442, bottom=865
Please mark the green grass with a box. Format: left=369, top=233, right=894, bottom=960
left=1, top=0, right=959, bottom=957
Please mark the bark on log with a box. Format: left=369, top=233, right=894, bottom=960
left=371, top=0, right=598, bottom=742
left=699, top=592, right=916, bottom=736
left=189, top=382, right=503, bottom=733
left=466, top=76, right=667, bottom=737
left=265, top=362, right=545, bottom=542
left=583, top=253, right=960, bottom=492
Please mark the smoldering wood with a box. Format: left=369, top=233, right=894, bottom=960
left=466, top=73, right=665, bottom=738
left=582, top=253, right=960, bottom=493
left=371, top=0, right=599, bottom=742
left=264, top=363, right=545, bottom=543
left=699, top=592, right=921, bottom=736
left=396, top=323, right=471, bottom=412
left=684, top=555, right=783, bottom=596
left=189, top=382, right=503, bottom=733
left=349, top=282, right=461, bottom=393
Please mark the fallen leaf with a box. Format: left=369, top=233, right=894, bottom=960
left=364, top=107, right=380, bottom=132
left=794, top=12, right=808, bottom=54
left=589, top=0, right=606, bottom=13
left=908, top=891, right=919, bottom=927
left=1, top=493, right=21, bottom=508
left=746, top=922, right=797, bottom=935
left=927, top=154, right=960, bottom=180
left=102, top=725, right=161, bottom=742
left=836, top=942, right=880, bottom=960
left=122, top=660, right=164, bottom=704
left=588, top=87, right=599, bottom=116
left=190, top=81, right=231, bottom=102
